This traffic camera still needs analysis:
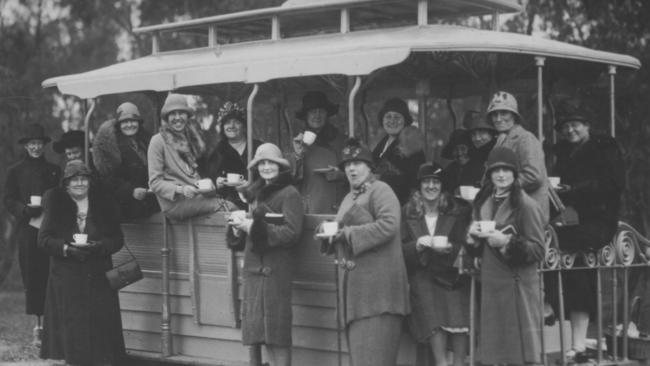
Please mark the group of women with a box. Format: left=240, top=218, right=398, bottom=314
left=28, top=89, right=622, bottom=366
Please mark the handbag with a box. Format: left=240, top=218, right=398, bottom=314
left=548, top=185, right=579, bottom=227
left=106, top=244, right=143, bottom=290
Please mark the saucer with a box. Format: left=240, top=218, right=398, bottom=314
left=70, top=241, right=93, bottom=248
left=26, top=204, right=41, bottom=208
left=222, top=181, right=244, bottom=187
left=315, top=233, right=335, bottom=239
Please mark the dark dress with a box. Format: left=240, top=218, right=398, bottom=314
left=3, top=156, right=60, bottom=315
left=38, top=186, right=126, bottom=365
left=546, top=135, right=624, bottom=317
left=372, top=135, right=426, bottom=205
left=203, top=138, right=262, bottom=209
left=442, top=139, right=496, bottom=194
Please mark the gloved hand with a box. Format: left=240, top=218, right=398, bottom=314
left=252, top=204, right=270, bottom=219
left=66, top=246, right=90, bottom=262
left=24, top=205, right=42, bottom=218
left=86, top=241, right=107, bottom=257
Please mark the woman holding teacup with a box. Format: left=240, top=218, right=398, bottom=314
left=148, top=94, right=235, bottom=220
left=466, top=147, right=545, bottom=366
left=204, top=101, right=262, bottom=209
left=401, top=162, right=471, bottom=366
left=38, top=160, right=126, bottom=365
left=323, top=138, right=409, bottom=366
left=226, top=143, right=304, bottom=366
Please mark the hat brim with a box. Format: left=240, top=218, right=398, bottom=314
left=487, top=108, right=522, bottom=124
left=18, top=136, right=51, bottom=145
left=554, top=116, right=589, bottom=131
left=337, top=157, right=374, bottom=171
left=53, top=139, right=86, bottom=154
left=295, top=103, right=338, bottom=120
left=247, top=156, right=291, bottom=170
left=418, top=174, right=442, bottom=181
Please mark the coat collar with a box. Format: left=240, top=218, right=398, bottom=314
left=479, top=193, right=515, bottom=228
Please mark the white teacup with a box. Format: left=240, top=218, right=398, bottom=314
left=302, top=131, right=317, bottom=146
left=321, top=221, right=339, bottom=236
left=549, top=176, right=561, bottom=188
left=30, top=195, right=42, bottom=206
left=226, top=173, right=245, bottom=184
left=478, top=220, right=496, bottom=233
left=73, top=233, right=88, bottom=244
left=228, top=210, right=247, bottom=224
left=432, top=235, right=449, bottom=249
left=459, top=186, right=479, bottom=200
left=195, top=178, right=214, bottom=191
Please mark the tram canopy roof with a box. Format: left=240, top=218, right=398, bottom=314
left=43, top=25, right=641, bottom=99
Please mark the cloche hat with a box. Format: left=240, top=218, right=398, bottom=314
left=161, top=94, right=192, bottom=119
left=465, top=111, right=495, bottom=132
left=53, top=130, right=86, bottom=154
left=116, top=102, right=143, bottom=123
left=378, top=97, right=413, bottom=126
left=486, top=91, right=522, bottom=123
left=485, top=147, right=520, bottom=178
left=62, top=160, right=92, bottom=181
left=295, top=91, right=338, bottom=120
left=338, top=138, right=374, bottom=171
left=417, top=162, right=443, bottom=182
left=247, top=143, right=290, bottom=169
left=554, top=99, right=590, bottom=131
left=18, top=123, right=51, bottom=145
left=441, top=129, right=471, bottom=160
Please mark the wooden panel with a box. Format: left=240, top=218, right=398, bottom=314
left=121, top=311, right=242, bottom=340
left=119, top=292, right=192, bottom=316
left=119, top=276, right=191, bottom=297
left=292, top=304, right=336, bottom=330
left=198, top=275, right=238, bottom=327
left=294, top=214, right=338, bottom=284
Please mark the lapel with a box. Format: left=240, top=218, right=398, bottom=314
left=479, top=195, right=514, bottom=229
left=406, top=218, right=428, bottom=238
left=434, top=213, right=456, bottom=236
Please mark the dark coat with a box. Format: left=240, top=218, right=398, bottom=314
left=38, top=186, right=125, bottom=365
left=472, top=190, right=545, bottom=365
left=401, top=195, right=471, bottom=341
left=4, top=156, right=60, bottom=315
left=372, top=135, right=425, bottom=205
left=93, top=119, right=159, bottom=220
left=227, top=173, right=304, bottom=346
left=203, top=138, right=262, bottom=209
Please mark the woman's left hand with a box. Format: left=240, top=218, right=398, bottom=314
left=486, top=231, right=511, bottom=248
left=231, top=218, right=253, bottom=234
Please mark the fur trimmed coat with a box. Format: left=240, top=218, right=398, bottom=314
left=38, top=186, right=125, bottom=365
left=372, top=134, right=426, bottom=205
left=227, top=173, right=304, bottom=346
left=93, top=119, right=159, bottom=220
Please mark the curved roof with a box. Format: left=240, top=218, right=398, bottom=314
left=43, top=25, right=641, bottom=99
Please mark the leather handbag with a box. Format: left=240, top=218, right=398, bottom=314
left=106, top=244, right=143, bottom=290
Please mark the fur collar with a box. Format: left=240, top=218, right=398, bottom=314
left=238, top=170, right=293, bottom=203
left=93, top=118, right=151, bottom=176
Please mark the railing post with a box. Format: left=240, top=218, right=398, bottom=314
left=535, top=56, right=545, bottom=141
left=161, top=216, right=173, bottom=356
left=340, top=8, right=350, bottom=34
left=612, top=266, right=618, bottom=360
left=417, top=0, right=428, bottom=26
left=609, top=66, right=617, bottom=138
left=152, top=32, right=160, bottom=55
left=558, top=269, right=567, bottom=366
left=271, top=15, right=280, bottom=40
left=597, top=268, right=603, bottom=364
left=469, top=275, right=476, bottom=366
left=348, top=76, right=362, bottom=137
left=623, top=266, right=629, bottom=360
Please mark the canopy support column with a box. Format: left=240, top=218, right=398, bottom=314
left=416, top=80, right=430, bottom=158
left=609, top=65, right=617, bottom=137
left=535, top=56, right=545, bottom=141
left=247, top=84, right=260, bottom=181
left=83, top=98, right=96, bottom=166
left=340, top=8, right=350, bottom=33
left=348, top=76, right=361, bottom=137
left=271, top=16, right=280, bottom=40
left=161, top=217, right=172, bottom=357
left=152, top=32, right=160, bottom=54
left=417, top=0, right=428, bottom=26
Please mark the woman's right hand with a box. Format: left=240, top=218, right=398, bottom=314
left=66, top=245, right=90, bottom=262
left=133, top=187, right=148, bottom=200
left=416, top=236, right=433, bottom=252
left=215, top=177, right=226, bottom=189
left=467, top=221, right=482, bottom=238
left=182, top=185, right=199, bottom=199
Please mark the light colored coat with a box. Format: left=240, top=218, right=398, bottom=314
left=494, top=124, right=549, bottom=221
left=474, top=191, right=545, bottom=365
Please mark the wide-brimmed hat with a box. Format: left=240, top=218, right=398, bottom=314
left=441, top=129, right=471, bottom=160
left=217, top=101, right=247, bottom=138
left=417, top=162, right=443, bottom=182
left=53, top=130, right=86, bottom=154
left=486, top=91, right=522, bottom=123
left=465, top=111, right=495, bottom=132
left=338, top=138, right=374, bottom=171
left=485, top=147, right=520, bottom=178
left=378, top=97, right=413, bottom=126
left=62, top=160, right=92, bottom=181
left=116, top=102, right=143, bottom=123
left=554, top=100, right=590, bottom=131
left=161, top=94, right=192, bottom=119
left=247, top=143, right=290, bottom=169
left=18, top=124, right=51, bottom=145
left=295, top=91, right=338, bottom=120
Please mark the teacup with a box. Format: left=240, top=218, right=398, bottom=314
left=226, top=173, right=245, bottom=184
left=459, top=186, right=479, bottom=201
left=302, top=131, right=317, bottom=146
left=228, top=210, right=247, bottom=224
left=321, top=221, right=339, bottom=236
left=548, top=176, right=561, bottom=188
left=432, top=235, right=449, bottom=249
left=30, top=195, right=42, bottom=206
left=195, top=178, right=214, bottom=191
left=73, top=233, right=88, bottom=244
left=477, top=220, right=496, bottom=233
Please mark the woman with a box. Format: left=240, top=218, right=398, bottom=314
left=227, top=143, right=304, bottom=366
left=327, top=138, right=410, bottom=366
left=148, top=94, right=234, bottom=220
left=38, top=160, right=125, bottom=365
left=466, top=111, right=497, bottom=177
left=466, top=147, right=545, bottom=366
left=93, top=102, right=159, bottom=220
left=372, top=97, right=425, bottom=204
left=402, top=162, right=471, bottom=366
left=440, top=129, right=475, bottom=194
left=204, top=101, right=262, bottom=209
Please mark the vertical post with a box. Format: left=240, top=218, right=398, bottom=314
left=492, top=11, right=500, bottom=31
left=612, top=267, right=618, bottom=360
left=535, top=56, right=545, bottom=141
left=623, top=266, right=629, bottom=360
left=609, top=66, right=617, bottom=137
left=417, top=0, right=428, bottom=26
left=247, top=84, right=260, bottom=182
left=208, top=25, right=217, bottom=47
left=469, top=275, right=476, bottom=366
left=271, top=15, right=280, bottom=40
left=340, top=8, right=350, bottom=34
left=152, top=32, right=160, bottom=55
left=348, top=76, right=362, bottom=137
left=557, top=270, right=567, bottom=366
left=161, top=216, right=173, bottom=356
left=82, top=99, right=95, bottom=166
left=596, top=268, right=603, bottom=364
left=539, top=267, right=547, bottom=366
left=416, top=80, right=429, bottom=158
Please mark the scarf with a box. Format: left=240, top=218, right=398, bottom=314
left=160, top=119, right=206, bottom=172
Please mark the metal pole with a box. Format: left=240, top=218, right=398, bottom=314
left=161, top=216, right=173, bottom=356
left=558, top=270, right=566, bottom=366
left=623, top=266, right=629, bottom=360
left=535, top=57, right=545, bottom=141
left=247, top=84, right=259, bottom=182
left=612, top=267, right=618, bottom=360
left=597, top=268, right=603, bottom=364
left=469, top=275, right=476, bottom=366
left=539, top=267, right=547, bottom=366
left=83, top=98, right=96, bottom=166
left=348, top=76, right=361, bottom=137
left=417, top=0, right=428, bottom=26
left=609, top=66, right=617, bottom=138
